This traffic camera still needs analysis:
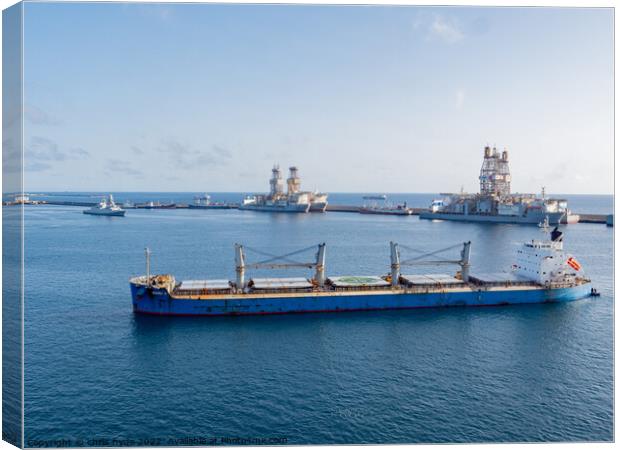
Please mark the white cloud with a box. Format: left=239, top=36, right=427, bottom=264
left=414, top=13, right=464, bottom=44
left=121, top=4, right=173, bottom=22
left=430, top=15, right=464, bottom=43
left=24, top=104, right=62, bottom=126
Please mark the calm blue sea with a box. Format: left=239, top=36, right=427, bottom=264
left=18, top=195, right=613, bottom=445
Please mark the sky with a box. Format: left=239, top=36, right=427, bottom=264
left=16, top=3, right=614, bottom=194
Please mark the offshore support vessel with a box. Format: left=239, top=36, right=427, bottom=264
left=420, top=146, right=579, bottom=225
left=129, top=228, right=593, bottom=316
left=240, top=165, right=328, bottom=213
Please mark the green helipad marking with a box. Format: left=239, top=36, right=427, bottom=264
left=337, top=276, right=380, bottom=284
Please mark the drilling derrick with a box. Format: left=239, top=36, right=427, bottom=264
left=479, top=146, right=511, bottom=197
left=287, top=166, right=302, bottom=195
left=269, top=165, right=284, bottom=198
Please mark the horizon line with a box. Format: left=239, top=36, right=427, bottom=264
left=12, top=190, right=615, bottom=196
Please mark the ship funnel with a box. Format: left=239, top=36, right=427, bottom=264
left=460, top=241, right=471, bottom=282
left=314, top=243, right=326, bottom=287
left=390, top=241, right=401, bottom=287
left=551, top=227, right=563, bottom=242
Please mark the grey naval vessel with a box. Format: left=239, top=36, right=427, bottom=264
left=83, top=194, right=125, bottom=217
left=240, top=165, right=328, bottom=213
left=420, top=146, right=579, bottom=225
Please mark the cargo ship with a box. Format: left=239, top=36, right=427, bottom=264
left=239, top=165, right=328, bottom=213
left=363, top=194, right=387, bottom=200
left=3, top=193, right=44, bottom=206
left=360, top=199, right=413, bottom=216
left=188, top=194, right=237, bottom=209
left=420, top=146, right=579, bottom=225
left=135, top=201, right=177, bottom=209
left=129, top=228, right=594, bottom=316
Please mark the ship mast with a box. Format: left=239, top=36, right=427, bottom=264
left=145, top=247, right=151, bottom=285
left=234, top=243, right=327, bottom=290
left=235, top=244, right=246, bottom=290
left=390, top=242, right=400, bottom=287
left=392, top=241, right=472, bottom=282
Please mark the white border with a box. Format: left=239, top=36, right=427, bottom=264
left=0, top=1, right=615, bottom=450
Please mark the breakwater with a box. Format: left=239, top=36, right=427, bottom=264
left=579, top=214, right=612, bottom=224
left=14, top=200, right=610, bottom=223
left=325, top=205, right=426, bottom=214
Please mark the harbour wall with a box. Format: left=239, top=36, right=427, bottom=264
left=13, top=200, right=610, bottom=224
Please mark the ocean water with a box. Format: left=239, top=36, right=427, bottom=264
left=18, top=199, right=613, bottom=445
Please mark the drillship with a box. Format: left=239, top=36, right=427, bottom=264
left=420, top=146, right=579, bottom=225
left=240, top=165, right=328, bottom=213
left=284, top=166, right=328, bottom=212
left=129, top=228, right=594, bottom=316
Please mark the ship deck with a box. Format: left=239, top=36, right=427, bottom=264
left=169, top=284, right=549, bottom=301
left=163, top=273, right=557, bottom=300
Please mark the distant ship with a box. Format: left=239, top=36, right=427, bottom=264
left=240, top=193, right=310, bottom=213
left=189, top=194, right=236, bottom=209
left=309, top=192, right=329, bottom=213
left=363, top=194, right=387, bottom=200
left=83, top=195, right=125, bottom=216
left=3, top=193, right=43, bottom=206
left=239, top=165, right=328, bottom=213
left=420, top=145, right=579, bottom=225
left=360, top=202, right=413, bottom=216
left=136, top=201, right=176, bottom=209
left=360, top=197, right=413, bottom=216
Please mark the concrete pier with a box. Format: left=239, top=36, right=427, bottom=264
left=325, top=205, right=426, bottom=214
left=10, top=201, right=611, bottom=224
left=578, top=214, right=609, bottom=224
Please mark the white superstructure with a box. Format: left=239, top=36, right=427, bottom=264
left=193, top=194, right=211, bottom=206
left=514, top=228, right=581, bottom=286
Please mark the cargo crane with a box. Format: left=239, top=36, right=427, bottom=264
left=389, top=241, right=471, bottom=286
left=234, top=241, right=471, bottom=292
left=235, top=243, right=326, bottom=291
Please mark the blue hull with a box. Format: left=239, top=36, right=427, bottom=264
left=130, top=283, right=592, bottom=316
